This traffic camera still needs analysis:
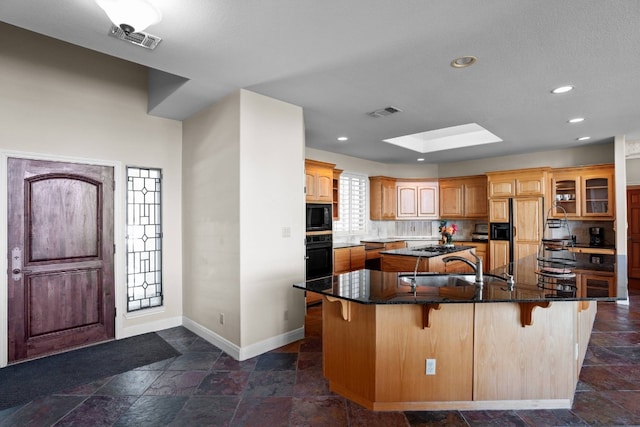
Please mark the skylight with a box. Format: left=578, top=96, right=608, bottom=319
left=383, top=123, right=502, bottom=154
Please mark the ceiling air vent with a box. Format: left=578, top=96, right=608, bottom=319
left=367, top=106, right=403, bottom=118
left=108, top=25, right=162, bottom=50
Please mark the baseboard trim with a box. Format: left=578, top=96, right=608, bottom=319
left=120, top=316, right=183, bottom=339
left=182, top=316, right=305, bottom=361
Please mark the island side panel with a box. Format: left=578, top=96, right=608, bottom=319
left=374, top=303, right=474, bottom=403
left=576, top=301, right=597, bottom=377
left=473, top=302, right=577, bottom=402
left=322, top=297, right=377, bottom=406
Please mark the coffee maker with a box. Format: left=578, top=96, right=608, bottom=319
left=589, top=227, right=604, bottom=247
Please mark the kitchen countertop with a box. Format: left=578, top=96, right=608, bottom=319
left=380, top=245, right=475, bottom=257
left=333, top=242, right=365, bottom=249
left=359, top=238, right=409, bottom=244
left=293, top=268, right=619, bottom=305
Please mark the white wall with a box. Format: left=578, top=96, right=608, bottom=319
left=626, top=158, right=640, bottom=185
left=433, top=143, right=614, bottom=177
left=306, top=147, right=439, bottom=178
left=0, top=23, right=183, bottom=365
left=182, top=91, right=242, bottom=344
left=239, top=90, right=306, bottom=349
left=182, top=90, right=305, bottom=359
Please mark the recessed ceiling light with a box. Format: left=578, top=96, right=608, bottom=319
left=568, top=117, right=585, bottom=123
left=450, top=56, right=477, bottom=68
left=551, top=85, right=574, bottom=94
left=577, top=136, right=591, bottom=141
left=337, top=136, right=348, bottom=141
left=417, top=158, right=425, bottom=162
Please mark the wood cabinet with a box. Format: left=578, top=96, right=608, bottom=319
left=550, top=164, right=614, bottom=219
left=332, top=168, right=342, bottom=220
left=487, top=168, right=549, bottom=198
left=489, top=198, right=510, bottom=223
left=369, top=176, right=396, bottom=220
left=489, top=240, right=509, bottom=271
left=582, top=167, right=614, bottom=218
left=575, top=270, right=615, bottom=298
left=305, top=159, right=335, bottom=203
left=334, top=245, right=365, bottom=274
left=439, top=175, right=488, bottom=219
left=454, top=241, right=488, bottom=271
left=550, top=171, right=580, bottom=218
left=396, top=180, right=439, bottom=219
left=381, top=249, right=475, bottom=272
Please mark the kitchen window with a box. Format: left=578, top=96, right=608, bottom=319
left=126, top=166, right=163, bottom=312
left=334, top=172, right=367, bottom=235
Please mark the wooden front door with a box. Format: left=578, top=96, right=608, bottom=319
left=7, top=158, right=115, bottom=362
left=627, top=187, right=640, bottom=283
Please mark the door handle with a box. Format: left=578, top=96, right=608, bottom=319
left=11, top=247, right=31, bottom=281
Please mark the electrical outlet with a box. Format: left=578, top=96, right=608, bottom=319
left=219, top=313, right=225, bottom=325
left=282, top=227, right=291, bottom=238
left=426, top=358, right=436, bottom=375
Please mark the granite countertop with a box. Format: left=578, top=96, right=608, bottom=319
left=293, top=269, right=619, bottom=305
left=380, top=245, right=475, bottom=258
left=359, top=238, right=408, bottom=244
left=333, top=242, right=365, bottom=249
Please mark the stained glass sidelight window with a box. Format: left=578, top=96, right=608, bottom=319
left=126, top=167, right=163, bottom=312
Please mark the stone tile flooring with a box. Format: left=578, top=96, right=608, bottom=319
left=0, top=288, right=638, bottom=426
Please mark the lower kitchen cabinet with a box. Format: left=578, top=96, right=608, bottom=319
left=489, top=240, right=509, bottom=271
left=576, top=270, right=616, bottom=298
left=334, top=245, right=366, bottom=274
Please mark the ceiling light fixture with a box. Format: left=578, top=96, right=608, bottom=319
left=551, top=85, right=574, bottom=94
left=450, top=56, right=477, bottom=68
left=337, top=136, right=348, bottom=142
left=95, top=0, right=161, bottom=35
left=568, top=117, right=585, bottom=123
left=577, top=136, right=591, bottom=141
left=417, top=158, right=425, bottom=162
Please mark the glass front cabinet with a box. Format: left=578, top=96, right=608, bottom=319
left=550, top=165, right=614, bottom=219
left=551, top=173, right=580, bottom=218
left=582, top=171, right=614, bottom=218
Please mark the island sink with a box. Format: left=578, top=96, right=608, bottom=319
left=398, top=273, right=505, bottom=288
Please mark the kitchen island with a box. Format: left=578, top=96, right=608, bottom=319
left=379, top=244, right=478, bottom=273
left=293, top=267, right=617, bottom=411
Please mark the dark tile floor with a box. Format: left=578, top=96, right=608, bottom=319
left=1, top=287, right=639, bottom=426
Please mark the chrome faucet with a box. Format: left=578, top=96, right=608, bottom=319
left=442, top=251, right=483, bottom=286
left=411, top=255, right=423, bottom=292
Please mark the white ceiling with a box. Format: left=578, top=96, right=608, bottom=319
left=2, top=0, right=639, bottom=164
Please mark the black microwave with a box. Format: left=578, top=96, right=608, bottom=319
left=306, top=203, right=332, bottom=231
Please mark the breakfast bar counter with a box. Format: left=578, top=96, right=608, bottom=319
left=293, top=269, right=617, bottom=411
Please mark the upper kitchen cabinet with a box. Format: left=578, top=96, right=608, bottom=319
left=487, top=168, right=550, bottom=198
left=550, top=170, right=580, bottom=218
left=370, top=176, right=396, bottom=220
left=396, top=180, right=439, bottom=219
left=305, top=159, right=335, bottom=203
left=332, top=168, right=343, bottom=220
left=582, top=166, right=614, bottom=218
left=439, top=175, right=488, bottom=219
left=551, top=164, right=614, bottom=219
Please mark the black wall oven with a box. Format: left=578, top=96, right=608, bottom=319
left=305, top=233, right=333, bottom=279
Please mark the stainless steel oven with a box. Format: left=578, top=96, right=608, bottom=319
left=305, top=233, right=333, bottom=279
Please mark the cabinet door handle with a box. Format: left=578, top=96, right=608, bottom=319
left=513, top=226, right=516, bottom=238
